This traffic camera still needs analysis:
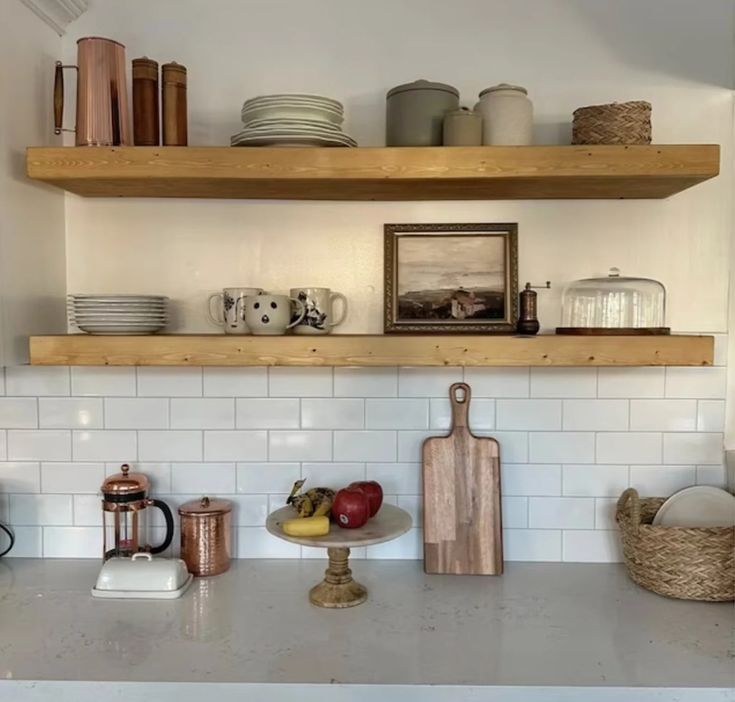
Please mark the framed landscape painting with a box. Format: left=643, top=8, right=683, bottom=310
left=384, top=223, right=518, bottom=333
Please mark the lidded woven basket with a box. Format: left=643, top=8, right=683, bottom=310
left=616, top=488, right=734, bottom=602
left=572, top=101, right=652, bottom=145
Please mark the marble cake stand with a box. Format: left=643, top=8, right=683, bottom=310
left=266, top=503, right=412, bottom=608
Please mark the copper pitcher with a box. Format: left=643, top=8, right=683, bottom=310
left=54, top=37, right=132, bottom=146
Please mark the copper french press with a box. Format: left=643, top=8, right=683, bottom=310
left=101, top=464, right=174, bottom=560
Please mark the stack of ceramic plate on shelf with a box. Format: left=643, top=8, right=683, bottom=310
left=231, top=94, right=357, bottom=147
left=68, top=294, right=169, bottom=335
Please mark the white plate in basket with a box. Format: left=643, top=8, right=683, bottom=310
left=652, top=486, right=735, bottom=527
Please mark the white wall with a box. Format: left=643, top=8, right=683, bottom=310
left=0, top=2, right=66, bottom=364
left=62, top=0, right=734, bottom=337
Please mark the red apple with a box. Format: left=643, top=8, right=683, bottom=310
left=349, top=480, right=383, bottom=517
left=332, top=487, right=370, bottom=529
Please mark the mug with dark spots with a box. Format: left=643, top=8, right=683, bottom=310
left=243, top=294, right=305, bottom=336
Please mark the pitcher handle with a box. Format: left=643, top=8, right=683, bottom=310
left=286, top=298, right=306, bottom=329
left=148, top=499, right=174, bottom=555
left=54, top=61, right=78, bottom=135
left=207, top=293, right=225, bottom=327
left=329, top=292, right=348, bottom=327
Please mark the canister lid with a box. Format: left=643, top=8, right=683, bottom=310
left=101, top=464, right=149, bottom=496
left=387, top=79, right=459, bottom=99
left=479, top=83, right=528, bottom=97
left=179, top=496, right=232, bottom=516
left=445, top=107, right=481, bottom=119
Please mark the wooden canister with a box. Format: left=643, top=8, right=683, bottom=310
left=132, top=57, right=159, bottom=146
left=179, top=496, right=231, bottom=576
left=162, top=61, right=188, bottom=146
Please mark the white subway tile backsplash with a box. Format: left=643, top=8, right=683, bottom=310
left=630, top=465, right=696, bottom=495
left=236, top=398, right=300, bottom=429
left=8, top=430, right=70, bottom=461
left=41, top=463, right=104, bottom=494
left=463, top=368, right=529, bottom=397
left=563, top=530, right=622, bottom=563
left=485, top=431, right=528, bottom=464
left=562, top=465, right=629, bottom=497
left=397, top=431, right=436, bottom=462
left=72, top=430, right=136, bottom=462
left=334, top=431, right=396, bottom=462
left=302, top=399, right=364, bottom=429
left=594, top=498, right=618, bottom=529
left=502, top=496, right=528, bottom=528
left=697, top=401, right=726, bottom=432
left=504, top=529, right=561, bottom=561
left=334, top=368, right=397, bottom=397
left=529, top=432, right=595, bottom=464
left=563, top=400, right=629, bottom=431
left=0, top=398, right=37, bottom=428
left=9, top=494, right=73, bottom=526
left=228, top=495, right=269, bottom=527
left=137, top=367, right=202, bottom=397
left=501, top=464, right=561, bottom=496
left=396, top=495, right=422, bottom=525
left=496, top=399, right=561, bottom=430
left=171, top=463, right=236, bottom=494
left=105, top=462, right=171, bottom=493
left=0, top=462, right=40, bottom=493
left=429, top=398, right=494, bottom=430
left=0, top=432, right=5, bottom=460
left=663, top=432, right=723, bottom=465
left=71, top=367, right=135, bottom=397
left=696, top=465, right=727, bottom=487
left=104, top=398, right=169, bottom=429
left=236, top=463, right=300, bottom=493
left=597, top=368, right=665, bottom=398
left=269, top=368, right=332, bottom=397
left=139, top=431, right=203, bottom=461
left=171, top=398, right=234, bottom=429
left=398, top=368, right=462, bottom=397
left=203, top=368, right=267, bottom=397
left=712, top=334, right=728, bottom=366
left=237, top=527, right=300, bottom=558
left=302, top=462, right=365, bottom=488
left=6, top=367, right=69, bottom=396
left=269, top=431, right=331, bottom=462
left=596, top=432, right=662, bottom=464
left=665, top=367, right=727, bottom=399
left=528, top=497, right=595, bottom=529
left=530, top=368, right=597, bottom=398
left=43, top=526, right=100, bottom=558
left=366, top=529, right=422, bottom=559
left=4, top=526, right=41, bottom=557
left=73, top=494, right=103, bottom=526
left=366, top=463, right=421, bottom=494
left=204, top=431, right=267, bottom=462
left=629, top=399, right=696, bottom=431
left=39, top=398, right=102, bottom=429
left=368, top=399, right=428, bottom=430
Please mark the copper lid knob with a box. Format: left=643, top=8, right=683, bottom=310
left=101, top=463, right=150, bottom=497
left=178, top=495, right=232, bottom=517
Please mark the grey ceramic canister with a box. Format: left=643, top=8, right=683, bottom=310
left=386, top=79, right=459, bottom=146
left=443, top=107, right=483, bottom=146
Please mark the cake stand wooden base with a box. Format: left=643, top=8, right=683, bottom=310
left=308, top=547, right=367, bottom=608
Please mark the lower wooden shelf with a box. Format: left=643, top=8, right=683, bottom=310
left=29, top=334, right=713, bottom=367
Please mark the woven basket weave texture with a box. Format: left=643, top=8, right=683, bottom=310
left=572, top=101, right=652, bottom=145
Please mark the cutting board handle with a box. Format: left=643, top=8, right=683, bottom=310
left=449, top=382, right=471, bottom=430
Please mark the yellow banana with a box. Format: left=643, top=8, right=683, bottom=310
left=282, top=515, right=330, bottom=537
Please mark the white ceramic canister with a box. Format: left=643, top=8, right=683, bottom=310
left=477, top=83, right=533, bottom=145
left=442, top=107, right=483, bottom=146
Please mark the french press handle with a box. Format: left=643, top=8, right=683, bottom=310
left=54, top=61, right=78, bottom=135
left=147, top=498, right=175, bottom=555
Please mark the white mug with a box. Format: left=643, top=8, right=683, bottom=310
left=290, top=287, right=348, bottom=335
left=207, top=287, right=263, bottom=334
left=243, top=294, right=305, bottom=336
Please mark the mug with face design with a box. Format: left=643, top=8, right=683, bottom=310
left=243, top=294, right=306, bottom=336
left=290, top=287, right=348, bottom=335
left=207, top=287, right=264, bottom=334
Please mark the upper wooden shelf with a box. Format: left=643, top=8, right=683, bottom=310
left=29, top=334, right=713, bottom=367
left=26, top=145, right=719, bottom=200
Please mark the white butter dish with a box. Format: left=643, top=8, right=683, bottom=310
left=92, top=553, right=193, bottom=600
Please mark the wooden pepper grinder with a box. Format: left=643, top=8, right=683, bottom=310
left=132, top=57, right=159, bottom=145
left=516, top=281, right=550, bottom=335
left=162, top=61, right=187, bottom=145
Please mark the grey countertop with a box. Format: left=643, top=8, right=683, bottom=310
left=0, top=559, right=732, bottom=702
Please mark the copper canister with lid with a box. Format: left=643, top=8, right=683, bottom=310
left=179, top=496, right=232, bottom=576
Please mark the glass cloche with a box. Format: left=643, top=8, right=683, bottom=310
left=557, top=267, right=668, bottom=334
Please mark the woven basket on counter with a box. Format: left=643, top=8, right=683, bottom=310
left=616, top=488, right=734, bottom=602
left=572, top=101, right=652, bottom=145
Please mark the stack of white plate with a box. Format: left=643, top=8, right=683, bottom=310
left=68, top=294, right=169, bottom=335
left=231, top=94, right=356, bottom=147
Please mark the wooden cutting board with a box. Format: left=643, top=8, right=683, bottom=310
left=423, top=382, right=503, bottom=575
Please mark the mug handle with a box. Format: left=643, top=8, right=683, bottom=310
left=329, top=292, right=348, bottom=327
left=207, top=293, right=225, bottom=326
left=286, top=298, right=306, bottom=329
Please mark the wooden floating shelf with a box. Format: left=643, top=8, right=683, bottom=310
left=26, top=145, right=719, bottom=200
left=29, top=334, right=714, bottom=367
